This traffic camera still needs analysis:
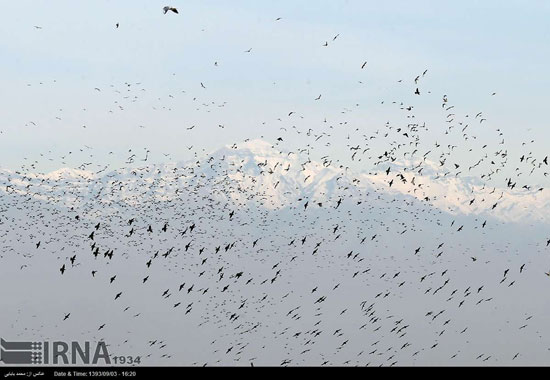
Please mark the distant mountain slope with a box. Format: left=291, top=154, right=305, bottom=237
left=1, top=139, right=548, bottom=224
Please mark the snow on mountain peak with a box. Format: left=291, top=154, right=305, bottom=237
left=1, top=140, right=549, bottom=224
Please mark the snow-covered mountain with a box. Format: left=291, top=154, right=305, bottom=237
left=1, top=139, right=549, bottom=224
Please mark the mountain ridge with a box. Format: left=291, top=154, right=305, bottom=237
left=1, top=139, right=548, bottom=224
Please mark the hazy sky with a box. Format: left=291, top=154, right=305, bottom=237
left=1, top=1, right=549, bottom=177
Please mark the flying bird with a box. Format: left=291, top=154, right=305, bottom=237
left=163, top=6, right=178, bottom=14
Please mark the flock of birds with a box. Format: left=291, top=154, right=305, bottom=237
left=1, top=4, right=550, bottom=367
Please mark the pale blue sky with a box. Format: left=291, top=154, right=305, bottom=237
left=1, top=0, right=549, bottom=180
